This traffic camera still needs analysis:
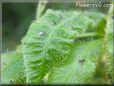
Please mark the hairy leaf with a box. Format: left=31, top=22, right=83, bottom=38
left=22, top=10, right=106, bottom=84
left=22, top=10, right=96, bottom=84
left=1, top=47, right=25, bottom=84
left=48, top=39, right=103, bottom=84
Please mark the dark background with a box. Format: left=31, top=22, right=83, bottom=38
left=2, top=3, right=37, bottom=52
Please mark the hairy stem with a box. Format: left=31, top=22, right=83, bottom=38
left=36, top=0, right=48, bottom=20
left=102, top=3, right=113, bottom=84
left=102, top=3, right=113, bottom=64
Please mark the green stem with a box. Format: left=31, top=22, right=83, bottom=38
left=36, top=0, right=48, bottom=20
left=102, top=2, right=113, bottom=84
left=102, top=3, right=113, bottom=64
left=107, top=2, right=113, bottom=17
left=77, top=32, right=97, bottom=38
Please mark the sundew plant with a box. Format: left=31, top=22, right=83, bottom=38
left=1, top=0, right=114, bottom=85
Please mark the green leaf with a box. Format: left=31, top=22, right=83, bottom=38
left=22, top=10, right=95, bottom=84
left=1, top=47, right=25, bottom=84
left=41, top=9, right=82, bottom=25
left=85, top=12, right=106, bottom=36
left=48, top=39, right=103, bottom=84
left=22, top=9, right=106, bottom=84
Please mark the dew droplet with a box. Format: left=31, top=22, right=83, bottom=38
left=39, top=32, right=45, bottom=36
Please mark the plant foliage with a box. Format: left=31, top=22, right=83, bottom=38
left=1, top=9, right=113, bottom=84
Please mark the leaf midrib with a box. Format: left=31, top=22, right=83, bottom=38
left=41, top=14, right=83, bottom=79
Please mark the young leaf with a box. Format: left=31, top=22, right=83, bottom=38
left=22, top=10, right=94, bottom=84
left=41, top=9, right=82, bottom=25
left=48, top=39, right=103, bottom=84
left=85, top=12, right=106, bottom=36
left=1, top=47, right=25, bottom=84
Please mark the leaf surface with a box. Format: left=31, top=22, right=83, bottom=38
left=48, top=39, right=103, bottom=84
left=22, top=10, right=106, bottom=84
left=1, top=47, right=25, bottom=84
left=22, top=10, right=94, bottom=84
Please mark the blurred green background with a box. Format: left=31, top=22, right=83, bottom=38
left=2, top=0, right=111, bottom=53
